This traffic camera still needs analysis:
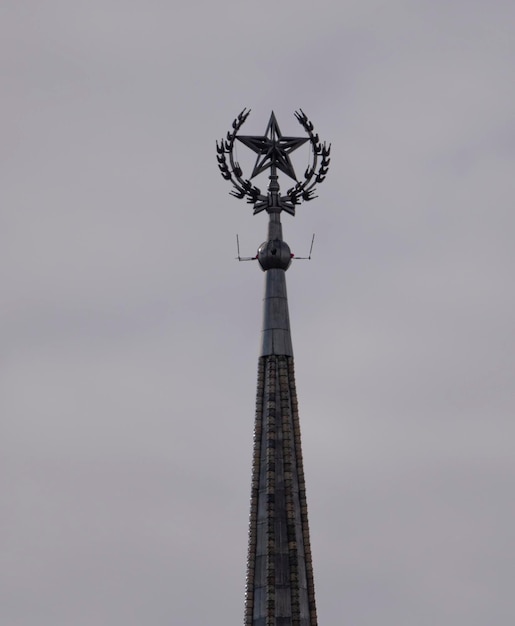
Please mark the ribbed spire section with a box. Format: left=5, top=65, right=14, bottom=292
left=244, top=210, right=318, bottom=626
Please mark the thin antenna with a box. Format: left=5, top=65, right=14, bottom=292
left=236, top=234, right=257, bottom=262
left=308, top=233, right=315, bottom=258
left=294, top=233, right=315, bottom=260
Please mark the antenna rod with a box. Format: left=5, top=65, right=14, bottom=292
left=308, top=233, right=315, bottom=259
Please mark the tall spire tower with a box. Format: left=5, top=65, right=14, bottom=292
left=217, top=110, right=331, bottom=626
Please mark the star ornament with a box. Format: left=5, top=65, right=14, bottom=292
left=236, top=112, right=309, bottom=181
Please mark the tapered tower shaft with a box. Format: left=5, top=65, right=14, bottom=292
left=245, top=210, right=318, bottom=626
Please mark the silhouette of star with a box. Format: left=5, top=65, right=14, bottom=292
left=236, top=112, right=308, bottom=180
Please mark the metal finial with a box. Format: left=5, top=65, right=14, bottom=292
left=216, top=109, right=331, bottom=216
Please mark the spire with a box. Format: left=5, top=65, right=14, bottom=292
left=245, top=211, right=318, bottom=626
left=216, top=110, right=330, bottom=626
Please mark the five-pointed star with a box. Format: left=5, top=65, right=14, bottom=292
left=236, top=112, right=308, bottom=181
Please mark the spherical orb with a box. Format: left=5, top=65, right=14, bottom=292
left=257, top=239, right=292, bottom=271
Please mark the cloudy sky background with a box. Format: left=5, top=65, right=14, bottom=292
left=2, top=1, right=514, bottom=624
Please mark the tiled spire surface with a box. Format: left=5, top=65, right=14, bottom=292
left=244, top=211, right=318, bottom=626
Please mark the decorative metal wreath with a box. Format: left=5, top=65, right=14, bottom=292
left=216, top=109, right=330, bottom=215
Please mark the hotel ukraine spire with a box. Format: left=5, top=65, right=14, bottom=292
left=217, top=110, right=330, bottom=626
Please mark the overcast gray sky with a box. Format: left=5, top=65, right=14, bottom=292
left=2, top=1, right=514, bottom=624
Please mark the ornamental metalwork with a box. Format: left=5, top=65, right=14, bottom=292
left=216, top=110, right=331, bottom=215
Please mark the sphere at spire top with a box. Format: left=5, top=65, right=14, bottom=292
left=257, top=239, right=292, bottom=271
